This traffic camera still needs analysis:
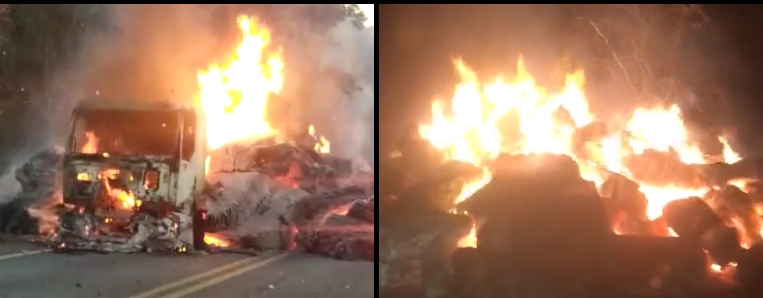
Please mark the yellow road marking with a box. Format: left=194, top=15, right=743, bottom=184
left=157, top=253, right=291, bottom=298
left=127, top=252, right=290, bottom=298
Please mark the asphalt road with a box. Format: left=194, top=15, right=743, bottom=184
left=0, top=238, right=374, bottom=298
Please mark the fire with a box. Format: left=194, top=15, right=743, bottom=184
left=109, top=189, right=137, bottom=209
left=720, top=137, right=741, bottom=164
left=419, top=58, right=594, bottom=172
left=309, top=125, right=331, bottom=154
left=197, top=16, right=284, bottom=150
left=455, top=168, right=492, bottom=205
left=457, top=220, right=478, bottom=248
left=196, top=16, right=331, bottom=167
left=711, top=261, right=737, bottom=276
left=81, top=131, right=99, bottom=154
left=419, top=58, right=744, bottom=248
left=204, top=234, right=230, bottom=247
left=99, top=169, right=137, bottom=209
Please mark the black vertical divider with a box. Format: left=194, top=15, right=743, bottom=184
left=373, top=4, right=381, bottom=297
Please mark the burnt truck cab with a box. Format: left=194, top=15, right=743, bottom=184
left=63, top=100, right=208, bottom=246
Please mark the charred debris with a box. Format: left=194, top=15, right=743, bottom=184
left=0, top=138, right=375, bottom=261
left=380, top=139, right=763, bottom=298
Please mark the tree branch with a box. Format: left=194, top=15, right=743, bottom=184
left=587, top=18, right=636, bottom=92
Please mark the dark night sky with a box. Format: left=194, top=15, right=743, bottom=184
left=379, top=4, right=763, bottom=158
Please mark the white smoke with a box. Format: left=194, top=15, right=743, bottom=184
left=318, top=19, right=375, bottom=167
left=0, top=170, right=20, bottom=204
left=0, top=5, right=376, bottom=200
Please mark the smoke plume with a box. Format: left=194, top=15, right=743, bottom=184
left=314, top=20, right=375, bottom=167
left=0, top=4, right=375, bottom=198
left=19, top=4, right=372, bottom=162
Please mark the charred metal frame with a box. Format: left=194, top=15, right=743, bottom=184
left=62, top=99, right=208, bottom=247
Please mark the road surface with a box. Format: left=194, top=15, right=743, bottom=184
left=0, top=237, right=374, bottom=298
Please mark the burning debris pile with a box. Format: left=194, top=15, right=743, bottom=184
left=192, top=15, right=374, bottom=261
left=379, top=58, right=763, bottom=297
left=202, top=139, right=375, bottom=261
left=0, top=147, right=64, bottom=236
left=382, top=147, right=763, bottom=297
left=0, top=139, right=374, bottom=260
left=207, top=136, right=370, bottom=193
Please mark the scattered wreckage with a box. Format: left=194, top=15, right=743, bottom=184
left=379, top=141, right=763, bottom=298
left=0, top=99, right=375, bottom=261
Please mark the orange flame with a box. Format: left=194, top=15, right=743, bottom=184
left=204, top=234, right=230, bottom=247
left=81, top=131, right=99, bottom=154
left=110, top=189, right=137, bottom=209
left=309, top=125, right=331, bottom=154
left=100, top=169, right=137, bottom=209
left=196, top=15, right=331, bottom=163
left=419, top=58, right=744, bottom=248
left=197, top=16, right=284, bottom=150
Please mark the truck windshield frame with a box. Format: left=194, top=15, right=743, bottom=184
left=69, top=109, right=180, bottom=157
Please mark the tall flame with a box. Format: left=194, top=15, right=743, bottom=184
left=195, top=16, right=334, bottom=247
left=197, top=16, right=284, bottom=150
left=197, top=16, right=331, bottom=154
left=196, top=16, right=284, bottom=249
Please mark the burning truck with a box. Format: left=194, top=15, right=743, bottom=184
left=58, top=100, right=207, bottom=251
left=380, top=58, right=763, bottom=297
left=0, top=15, right=375, bottom=260
left=0, top=98, right=374, bottom=257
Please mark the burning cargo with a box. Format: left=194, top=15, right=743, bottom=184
left=380, top=151, right=763, bottom=298
left=379, top=57, right=763, bottom=297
